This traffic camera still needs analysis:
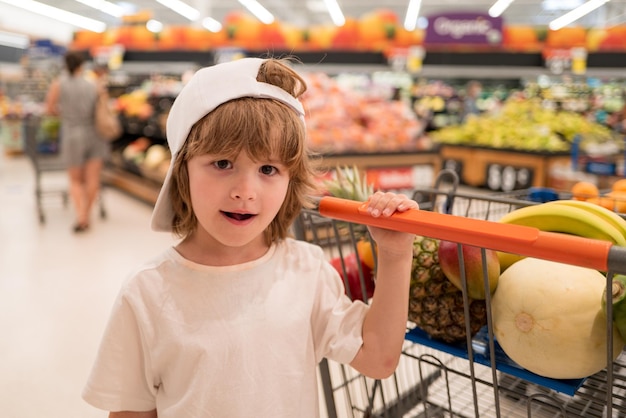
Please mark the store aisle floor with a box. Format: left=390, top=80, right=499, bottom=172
left=0, top=152, right=177, bottom=417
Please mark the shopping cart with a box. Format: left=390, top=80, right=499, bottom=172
left=293, top=171, right=626, bottom=418
left=22, top=115, right=107, bottom=224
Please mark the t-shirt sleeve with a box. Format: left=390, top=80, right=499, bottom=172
left=311, top=258, right=369, bottom=365
left=82, top=285, right=157, bottom=412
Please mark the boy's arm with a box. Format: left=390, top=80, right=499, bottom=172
left=109, top=410, right=157, bottom=418
left=348, top=192, right=417, bottom=379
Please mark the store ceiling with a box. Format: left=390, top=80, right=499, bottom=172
left=21, top=0, right=626, bottom=29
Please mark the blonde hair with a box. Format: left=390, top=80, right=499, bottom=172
left=169, top=59, right=319, bottom=244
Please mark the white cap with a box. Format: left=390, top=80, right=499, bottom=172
left=150, top=57, right=305, bottom=232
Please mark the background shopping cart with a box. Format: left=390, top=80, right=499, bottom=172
left=294, top=171, right=626, bottom=418
left=22, top=115, right=107, bottom=224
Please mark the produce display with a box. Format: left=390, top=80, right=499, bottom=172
left=571, top=180, right=626, bottom=213
left=301, top=72, right=428, bottom=154
left=430, top=97, right=617, bottom=153
left=491, top=257, right=624, bottom=379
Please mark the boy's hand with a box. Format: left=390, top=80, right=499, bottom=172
left=365, top=191, right=418, bottom=252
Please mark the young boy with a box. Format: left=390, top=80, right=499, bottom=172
left=82, top=57, right=418, bottom=418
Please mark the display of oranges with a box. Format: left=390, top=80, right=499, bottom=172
left=570, top=180, right=626, bottom=213
left=571, top=181, right=600, bottom=201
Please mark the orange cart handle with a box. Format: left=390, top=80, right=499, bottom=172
left=318, top=196, right=612, bottom=271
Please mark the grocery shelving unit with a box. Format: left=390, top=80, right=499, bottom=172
left=95, top=48, right=626, bottom=202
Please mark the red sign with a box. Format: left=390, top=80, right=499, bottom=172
left=366, top=167, right=414, bottom=190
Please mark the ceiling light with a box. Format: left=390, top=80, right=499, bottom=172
left=0, top=30, right=30, bottom=49
left=549, top=0, right=610, bottom=30
left=202, top=17, right=222, bottom=33
left=404, top=0, right=422, bottom=31
left=238, top=0, right=274, bottom=24
left=75, top=0, right=125, bottom=17
left=0, top=0, right=107, bottom=32
left=305, top=0, right=328, bottom=13
left=323, top=0, right=345, bottom=26
left=489, top=0, right=515, bottom=17
left=155, top=0, right=199, bottom=21
left=146, top=19, right=163, bottom=33
left=542, top=0, right=584, bottom=11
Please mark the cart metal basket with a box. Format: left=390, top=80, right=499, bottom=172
left=22, top=115, right=107, bottom=224
left=294, top=170, right=626, bottom=418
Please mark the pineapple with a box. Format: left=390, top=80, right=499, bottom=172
left=323, top=165, right=374, bottom=248
left=323, top=166, right=377, bottom=300
left=324, top=165, right=374, bottom=202
left=409, top=235, right=487, bottom=344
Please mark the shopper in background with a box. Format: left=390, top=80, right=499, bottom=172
left=82, top=57, right=418, bottom=418
left=607, top=101, right=626, bottom=135
left=461, top=80, right=483, bottom=121
left=45, top=50, right=109, bottom=233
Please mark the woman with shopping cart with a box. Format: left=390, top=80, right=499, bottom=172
left=45, top=50, right=109, bottom=233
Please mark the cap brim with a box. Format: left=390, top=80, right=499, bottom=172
left=150, top=159, right=175, bottom=232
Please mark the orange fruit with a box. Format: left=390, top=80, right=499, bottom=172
left=357, top=239, right=376, bottom=269
left=611, top=179, right=626, bottom=193
left=571, top=181, right=599, bottom=201
left=587, top=196, right=617, bottom=211
left=607, top=191, right=626, bottom=213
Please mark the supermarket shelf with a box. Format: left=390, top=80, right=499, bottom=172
left=102, top=164, right=160, bottom=205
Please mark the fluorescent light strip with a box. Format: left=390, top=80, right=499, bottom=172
left=202, top=17, right=222, bottom=33
left=324, top=0, right=345, bottom=26
left=75, top=0, right=125, bottom=18
left=489, top=0, right=515, bottom=17
left=404, top=0, right=422, bottom=31
left=155, top=0, right=199, bottom=21
left=0, top=0, right=107, bottom=32
left=0, top=30, right=30, bottom=49
left=238, top=0, right=274, bottom=24
left=549, top=0, right=610, bottom=30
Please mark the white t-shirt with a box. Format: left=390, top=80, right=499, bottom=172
left=82, top=238, right=368, bottom=417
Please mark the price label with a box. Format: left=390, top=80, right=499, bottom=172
left=486, top=164, right=533, bottom=191
left=442, top=159, right=463, bottom=179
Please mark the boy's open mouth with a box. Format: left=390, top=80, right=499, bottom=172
left=223, top=211, right=254, bottom=221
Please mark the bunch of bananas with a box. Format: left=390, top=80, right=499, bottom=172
left=498, top=200, right=626, bottom=270
left=499, top=200, right=626, bottom=246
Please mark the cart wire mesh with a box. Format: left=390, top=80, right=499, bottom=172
left=294, top=170, right=626, bottom=418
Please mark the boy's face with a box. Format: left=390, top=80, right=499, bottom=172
left=186, top=150, right=290, bottom=255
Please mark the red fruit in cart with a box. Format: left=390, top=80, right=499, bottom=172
left=437, top=240, right=500, bottom=300
left=330, top=253, right=375, bottom=302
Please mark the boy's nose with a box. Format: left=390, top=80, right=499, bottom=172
left=230, top=177, right=257, bottom=200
